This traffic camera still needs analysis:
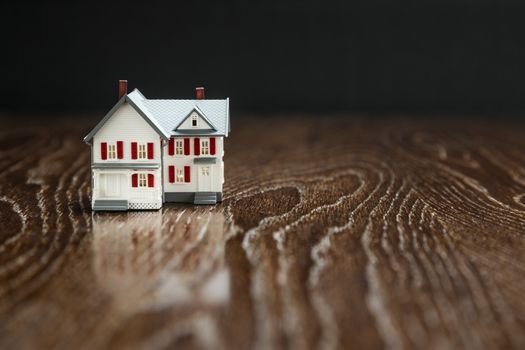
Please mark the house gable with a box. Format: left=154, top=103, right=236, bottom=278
left=89, top=102, right=162, bottom=163
left=83, top=92, right=168, bottom=144
left=174, top=108, right=216, bottom=133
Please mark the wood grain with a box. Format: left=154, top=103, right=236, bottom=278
left=1, top=116, right=525, bottom=350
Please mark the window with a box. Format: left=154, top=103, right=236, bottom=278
left=138, top=173, right=147, bottom=187
left=201, top=166, right=210, bottom=176
left=191, top=115, right=198, bottom=127
left=132, top=173, right=154, bottom=188
left=138, top=143, right=147, bottom=159
left=107, top=144, right=117, bottom=159
left=175, top=139, right=184, bottom=155
left=131, top=142, right=152, bottom=159
left=201, top=139, right=209, bottom=155
left=176, top=168, right=185, bottom=183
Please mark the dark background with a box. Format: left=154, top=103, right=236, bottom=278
left=2, top=0, right=525, bottom=115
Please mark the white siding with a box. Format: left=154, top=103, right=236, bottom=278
left=163, top=136, right=224, bottom=194
left=91, top=102, right=163, bottom=208
left=92, top=103, right=162, bottom=164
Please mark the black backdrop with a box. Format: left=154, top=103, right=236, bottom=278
left=2, top=1, right=525, bottom=115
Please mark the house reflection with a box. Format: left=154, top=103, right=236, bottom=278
left=91, top=207, right=230, bottom=312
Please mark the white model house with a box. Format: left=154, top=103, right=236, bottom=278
left=83, top=81, right=230, bottom=211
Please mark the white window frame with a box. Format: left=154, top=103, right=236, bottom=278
left=107, top=144, right=117, bottom=159
left=138, top=143, right=147, bottom=159
left=201, top=166, right=210, bottom=176
left=191, top=115, right=198, bottom=127
left=138, top=173, right=148, bottom=187
left=176, top=168, right=184, bottom=183
left=175, top=139, right=184, bottom=155
left=201, top=139, right=209, bottom=155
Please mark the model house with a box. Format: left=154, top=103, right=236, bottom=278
left=83, top=81, right=230, bottom=211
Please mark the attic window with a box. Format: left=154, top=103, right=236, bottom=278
left=192, top=115, right=198, bottom=127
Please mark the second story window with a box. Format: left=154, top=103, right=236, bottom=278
left=201, top=139, right=209, bottom=155
left=132, top=142, right=153, bottom=160
left=192, top=115, right=198, bottom=127
left=107, top=144, right=117, bottom=159
left=101, top=141, right=123, bottom=160
left=175, top=139, right=184, bottom=155
left=138, top=144, right=147, bottom=159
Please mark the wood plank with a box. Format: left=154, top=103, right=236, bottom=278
left=0, top=116, right=525, bottom=349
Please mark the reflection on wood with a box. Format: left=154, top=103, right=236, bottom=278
left=0, top=117, right=525, bottom=350
left=92, top=211, right=229, bottom=311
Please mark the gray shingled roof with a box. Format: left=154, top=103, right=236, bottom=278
left=84, top=89, right=230, bottom=143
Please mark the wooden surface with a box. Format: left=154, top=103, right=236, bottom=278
left=1, top=116, right=525, bottom=350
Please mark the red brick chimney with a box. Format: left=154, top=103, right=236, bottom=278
left=195, top=87, right=205, bottom=100
left=118, top=80, right=128, bottom=100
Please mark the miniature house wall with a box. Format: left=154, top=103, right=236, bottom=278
left=162, top=137, right=224, bottom=197
left=91, top=102, right=162, bottom=210
left=84, top=82, right=230, bottom=211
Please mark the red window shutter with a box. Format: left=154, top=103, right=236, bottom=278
left=131, top=174, right=138, bottom=187
left=148, top=174, right=154, bottom=187
left=168, top=166, right=175, bottom=183
left=131, top=142, right=137, bottom=159
left=210, top=137, right=216, bottom=155
left=184, top=138, right=190, bottom=155
left=117, top=141, right=124, bottom=159
left=101, top=142, right=107, bottom=160
left=147, top=142, right=154, bottom=159
left=184, top=166, right=190, bottom=183
left=168, top=138, right=174, bottom=155
left=194, top=138, right=200, bottom=156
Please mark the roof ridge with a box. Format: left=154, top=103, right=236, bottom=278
left=128, top=88, right=147, bottom=100
left=143, top=98, right=229, bottom=101
left=84, top=93, right=230, bottom=142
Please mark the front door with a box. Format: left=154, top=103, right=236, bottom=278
left=102, top=174, right=121, bottom=197
left=198, top=166, right=212, bottom=192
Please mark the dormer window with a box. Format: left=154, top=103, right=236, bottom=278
left=174, top=108, right=216, bottom=132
